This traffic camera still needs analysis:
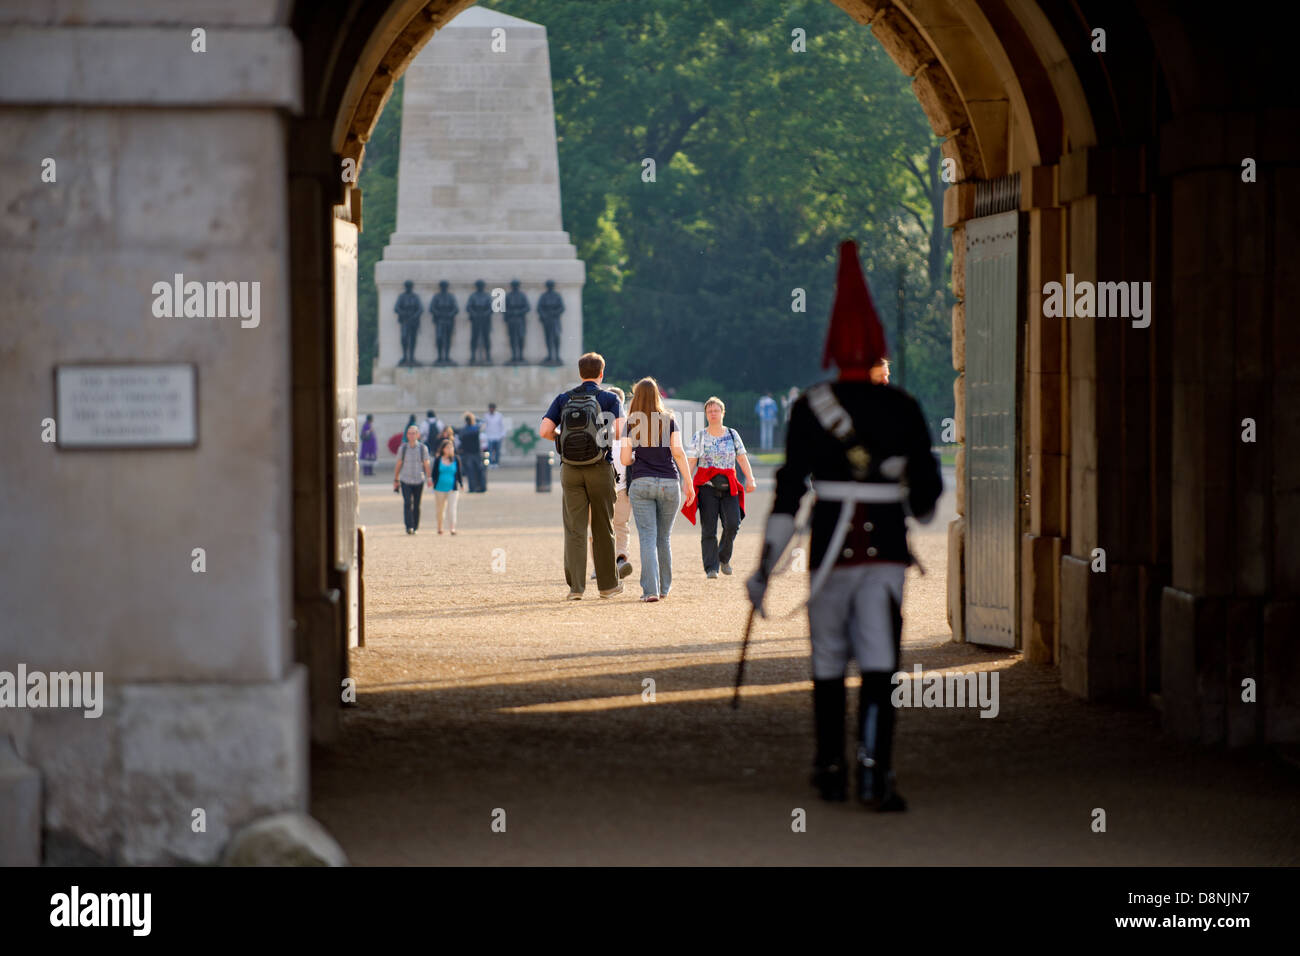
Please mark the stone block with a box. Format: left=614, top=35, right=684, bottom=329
left=1275, top=491, right=1300, bottom=599
left=0, top=737, right=40, bottom=866
left=223, top=812, right=347, bottom=866
left=26, top=707, right=119, bottom=861
left=963, top=100, right=1007, bottom=180
left=0, top=1, right=285, bottom=25
left=0, top=27, right=301, bottom=110
left=1027, top=370, right=1064, bottom=457
left=870, top=7, right=934, bottom=77
left=1021, top=533, right=1060, bottom=664
left=944, top=187, right=976, bottom=232
left=1061, top=554, right=1143, bottom=700
left=941, top=126, right=982, bottom=182
left=1225, top=600, right=1260, bottom=747
left=1024, top=164, right=1058, bottom=209
left=953, top=444, right=965, bottom=516
left=951, top=300, right=964, bottom=370
left=28, top=669, right=308, bottom=865
left=836, top=0, right=893, bottom=24
left=1233, top=387, right=1269, bottom=598
left=947, top=516, right=965, bottom=640
left=1059, top=555, right=1092, bottom=696
left=912, top=62, right=965, bottom=139
left=1233, top=276, right=1269, bottom=382
left=949, top=222, right=967, bottom=295
left=118, top=668, right=308, bottom=865
left=1028, top=451, right=1066, bottom=536
left=1261, top=602, right=1300, bottom=742
left=952, top=372, right=965, bottom=444
left=1160, top=587, right=1227, bottom=744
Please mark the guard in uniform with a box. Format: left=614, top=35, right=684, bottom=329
left=747, top=240, right=942, bottom=811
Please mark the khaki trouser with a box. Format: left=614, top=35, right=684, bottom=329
left=591, top=487, right=631, bottom=561
left=563, top=460, right=617, bottom=593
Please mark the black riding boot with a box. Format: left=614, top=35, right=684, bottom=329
left=857, top=670, right=906, bottom=812
left=810, top=678, right=847, bottom=801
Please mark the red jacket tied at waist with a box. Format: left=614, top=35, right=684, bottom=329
left=682, top=467, right=746, bottom=525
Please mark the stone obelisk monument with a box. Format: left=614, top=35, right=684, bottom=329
left=363, top=5, right=585, bottom=457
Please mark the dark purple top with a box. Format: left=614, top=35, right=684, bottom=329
left=627, top=417, right=680, bottom=484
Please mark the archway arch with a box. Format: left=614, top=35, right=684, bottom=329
left=287, top=0, right=1287, bottom=755
left=288, top=0, right=1096, bottom=736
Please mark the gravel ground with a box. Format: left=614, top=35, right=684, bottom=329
left=311, top=466, right=1300, bottom=865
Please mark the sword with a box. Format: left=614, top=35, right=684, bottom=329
left=731, top=605, right=757, bottom=710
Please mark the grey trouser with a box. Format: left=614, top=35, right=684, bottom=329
left=808, top=563, right=905, bottom=679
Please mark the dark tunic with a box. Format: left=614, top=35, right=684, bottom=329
left=772, top=380, right=942, bottom=569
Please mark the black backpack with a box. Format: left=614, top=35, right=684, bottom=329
left=557, top=387, right=606, bottom=465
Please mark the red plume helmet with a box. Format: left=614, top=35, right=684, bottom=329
left=821, top=239, right=888, bottom=377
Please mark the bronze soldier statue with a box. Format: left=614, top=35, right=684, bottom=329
left=430, top=280, right=459, bottom=365
left=505, top=279, right=530, bottom=364
left=395, top=280, right=423, bottom=366
left=537, top=279, right=565, bottom=365
left=466, top=279, right=493, bottom=365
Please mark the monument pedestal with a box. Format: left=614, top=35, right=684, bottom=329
left=359, top=363, right=578, bottom=467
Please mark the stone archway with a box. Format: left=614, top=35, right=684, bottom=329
left=1, top=0, right=1292, bottom=867
left=289, top=0, right=1100, bottom=742
left=299, top=0, right=1299, bottom=749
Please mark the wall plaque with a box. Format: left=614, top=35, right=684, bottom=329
left=55, top=363, right=198, bottom=449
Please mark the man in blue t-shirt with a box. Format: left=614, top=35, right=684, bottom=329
left=540, top=351, right=625, bottom=599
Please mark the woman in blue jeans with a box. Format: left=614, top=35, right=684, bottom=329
left=620, top=378, right=696, bottom=602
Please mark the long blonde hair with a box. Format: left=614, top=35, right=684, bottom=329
left=627, top=377, right=672, bottom=447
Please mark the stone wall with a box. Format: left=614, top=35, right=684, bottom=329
left=0, top=6, right=308, bottom=862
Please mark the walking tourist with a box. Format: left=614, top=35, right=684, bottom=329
left=360, top=414, right=378, bottom=476
left=483, top=402, right=506, bottom=467
left=393, top=424, right=432, bottom=534
left=621, top=377, right=695, bottom=602
left=685, top=397, right=757, bottom=578
left=431, top=438, right=463, bottom=535
left=755, top=392, right=779, bottom=450
left=459, top=413, right=486, bottom=492
left=540, top=352, right=625, bottom=600
left=420, top=409, right=442, bottom=445
left=590, top=386, right=633, bottom=582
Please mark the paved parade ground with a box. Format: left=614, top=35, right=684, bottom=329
left=311, top=467, right=1300, bottom=865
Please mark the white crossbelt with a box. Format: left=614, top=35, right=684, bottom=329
left=804, top=480, right=906, bottom=606
left=812, top=480, right=906, bottom=503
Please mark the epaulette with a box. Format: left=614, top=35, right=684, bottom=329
left=805, top=382, right=871, bottom=480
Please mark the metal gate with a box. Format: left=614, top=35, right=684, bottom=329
left=964, top=210, right=1023, bottom=648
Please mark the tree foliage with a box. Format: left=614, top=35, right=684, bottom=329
left=358, top=0, right=955, bottom=435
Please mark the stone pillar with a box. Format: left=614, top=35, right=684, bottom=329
left=0, top=11, right=309, bottom=861
left=1021, top=164, right=1066, bottom=665
left=1159, top=108, right=1300, bottom=745
left=944, top=183, right=976, bottom=641
left=1057, top=145, right=1157, bottom=702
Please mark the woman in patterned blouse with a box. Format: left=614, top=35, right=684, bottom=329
left=687, top=397, right=758, bottom=578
